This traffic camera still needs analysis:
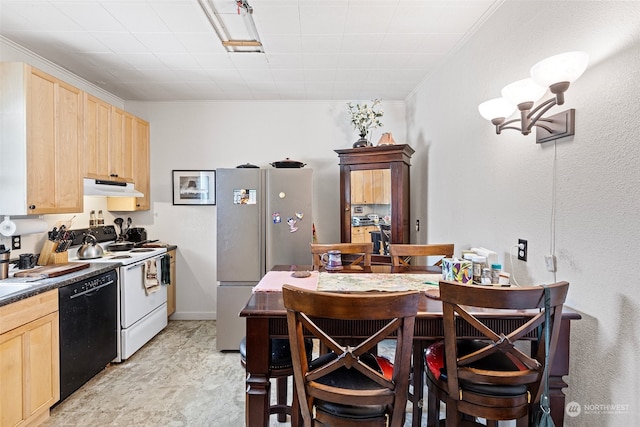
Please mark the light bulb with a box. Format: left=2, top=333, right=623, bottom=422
left=530, top=51, right=589, bottom=87
left=478, top=98, right=516, bottom=121
left=501, top=78, right=547, bottom=107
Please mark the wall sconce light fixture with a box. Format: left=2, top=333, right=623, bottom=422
left=478, top=51, right=588, bottom=143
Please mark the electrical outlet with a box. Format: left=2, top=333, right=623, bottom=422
left=12, top=235, right=21, bottom=250
left=517, top=239, right=527, bottom=261
left=545, top=255, right=557, bottom=272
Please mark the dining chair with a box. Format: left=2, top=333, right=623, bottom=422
left=283, top=284, right=420, bottom=427
left=424, top=281, right=570, bottom=427
left=389, top=243, right=454, bottom=267
left=379, top=224, right=391, bottom=255
left=309, top=242, right=373, bottom=270
left=239, top=337, right=313, bottom=423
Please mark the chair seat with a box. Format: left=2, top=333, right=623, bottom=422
left=240, top=337, right=313, bottom=370
left=309, top=352, right=392, bottom=419
left=425, top=340, right=529, bottom=396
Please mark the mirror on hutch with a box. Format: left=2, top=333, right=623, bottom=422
left=335, top=144, right=414, bottom=263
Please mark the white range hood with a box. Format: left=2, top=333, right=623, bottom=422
left=83, top=178, right=144, bottom=198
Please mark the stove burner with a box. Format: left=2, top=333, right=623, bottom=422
left=110, top=255, right=132, bottom=259
left=130, top=248, right=154, bottom=253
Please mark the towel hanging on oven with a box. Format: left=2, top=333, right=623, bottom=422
left=161, top=254, right=171, bottom=285
left=143, top=260, right=160, bottom=295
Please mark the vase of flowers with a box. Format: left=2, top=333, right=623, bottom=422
left=347, top=99, right=384, bottom=148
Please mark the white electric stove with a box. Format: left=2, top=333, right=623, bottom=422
left=68, top=226, right=168, bottom=362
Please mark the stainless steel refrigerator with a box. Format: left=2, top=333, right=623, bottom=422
left=216, top=168, right=313, bottom=350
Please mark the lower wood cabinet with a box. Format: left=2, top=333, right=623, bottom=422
left=167, top=249, right=176, bottom=317
left=0, top=290, right=59, bottom=427
left=351, top=225, right=378, bottom=243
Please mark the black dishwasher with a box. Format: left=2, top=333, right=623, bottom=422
left=58, top=269, right=118, bottom=403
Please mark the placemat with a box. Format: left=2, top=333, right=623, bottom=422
left=252, top=270, right=319, bottom=292
left=317, top=272, right=442, bottom=292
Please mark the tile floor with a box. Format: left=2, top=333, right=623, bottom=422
left=42, top=320, right=427, bottom=426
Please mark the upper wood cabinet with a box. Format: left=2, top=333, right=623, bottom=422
left=108, top=107, right=135, bottom=183
left=84, top=94, right=111, bottom=180
left=0, top=63, right=83, bottom=215
left=335, top=144, right=414, bottom=259
left=351, top=169, right=390, bottom=204
left=133, top=116, right=150, bottom=210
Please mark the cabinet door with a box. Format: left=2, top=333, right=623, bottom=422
left=372, top=169, right=391, bottom=204
left=0, top=333, right=24, bottom=425
left=351, top=170, right=365, bottom=204
left=167, top=249, right=176, bottom=317
left=26, top=312, right=59, bottom=418
left=27, top=69, right=83, bottom=214
left=132, top=117, right=150, bottom=210
left=84, top=94, right=111, bottom=180
left=110, top=107, right=135, bottom=182
left=0, top=311, right=59, bottom=426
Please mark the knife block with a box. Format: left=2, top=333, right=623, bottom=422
left=38, top=241, right=69, bottom=266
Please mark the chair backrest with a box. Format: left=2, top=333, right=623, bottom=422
left=309, top=242, right=373, bottom=269
left=438, top=280, right=569, bottom=406
left=389, top=243, right=454, bottom=267
left=283, top=285, right=420, bottom=427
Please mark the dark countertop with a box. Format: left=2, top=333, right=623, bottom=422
left=0, top=263, right=120, bottom=308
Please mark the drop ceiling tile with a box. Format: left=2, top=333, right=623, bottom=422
left=149, top=1, right=212, bottom=33
left=132, top=32, right=187, bottom=54
left=53, top=2, right=126, bottom=32
left=270, top=68, right=305, bottom=82
left=299, top=5, right=347, bottom=35
left=254, top=5, right=301, bottom=35
left=90, top=32, right=149, bottom=54
left=192, top=53, right=236, bottom=69
left=265, top=53, right=304, bottom=69
left=155, top=52, right=201, bottom=69
left=100, top=2, right=170, bottom=33
left=174, top=32, right=228, bottom=54
left=303, top=54, right=339, bottom=68
left=261, top=34, right=302, bottom=53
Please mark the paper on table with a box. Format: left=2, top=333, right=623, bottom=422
left=252, top=270, right=319, bottom=292
left=317, top=273, right=443, bottom=292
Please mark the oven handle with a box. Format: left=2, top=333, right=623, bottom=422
left=69, top=279, right=115, bottom=299
left=123, top=255, right=165, bottom=271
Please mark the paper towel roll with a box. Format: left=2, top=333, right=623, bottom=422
left=0, top=217, right=48, bottom=237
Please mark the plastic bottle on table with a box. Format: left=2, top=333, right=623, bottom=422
left=491, top=264, right=502, bottom=284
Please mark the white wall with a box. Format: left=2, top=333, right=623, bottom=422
left=123, top=100, right=406, bottom=319
left=407, top=1, right=640, bottom=425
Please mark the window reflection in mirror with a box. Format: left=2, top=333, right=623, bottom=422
left=350, top=169, right=391, bottom=255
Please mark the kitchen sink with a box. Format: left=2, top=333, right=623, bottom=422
left=0, top=283, right=36, bottom=299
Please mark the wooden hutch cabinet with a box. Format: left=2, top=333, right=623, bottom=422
left=335, top=144, right=414, bottom=260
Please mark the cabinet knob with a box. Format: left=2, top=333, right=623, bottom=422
left=29, top=205, right=36, bottom=210
left=110, top=173, right=118, bottom=177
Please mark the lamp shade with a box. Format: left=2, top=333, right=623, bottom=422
left=478, top=98, right=516, bottom=120
left=501, top=78, right=547, bottom=106
left=530, top=51, right=589, bottom=87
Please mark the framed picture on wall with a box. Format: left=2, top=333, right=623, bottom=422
left=172, top=170, right=216, bottom=205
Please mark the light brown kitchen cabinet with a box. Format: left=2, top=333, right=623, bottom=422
left=335, top=144, right=414, bottom=262
left=132, top=117, right=150, bottom=210
left=167, top=249, right=177, bottom=317
left=0, top=63, right=83, bottom=215
left=351, top=169, right=390, bottom=204
left=351, top=225, right=378, bottom=243
left=84, top=94, right=111, bottom=180
left=109, top=107, right=134, bottom=183
left=0, top=290, right=60, bottom=427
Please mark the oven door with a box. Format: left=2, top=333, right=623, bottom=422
left=120, top=255, right=168, bottom=329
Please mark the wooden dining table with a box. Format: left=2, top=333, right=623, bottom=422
left=239, top=264, right=581, bottom=427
